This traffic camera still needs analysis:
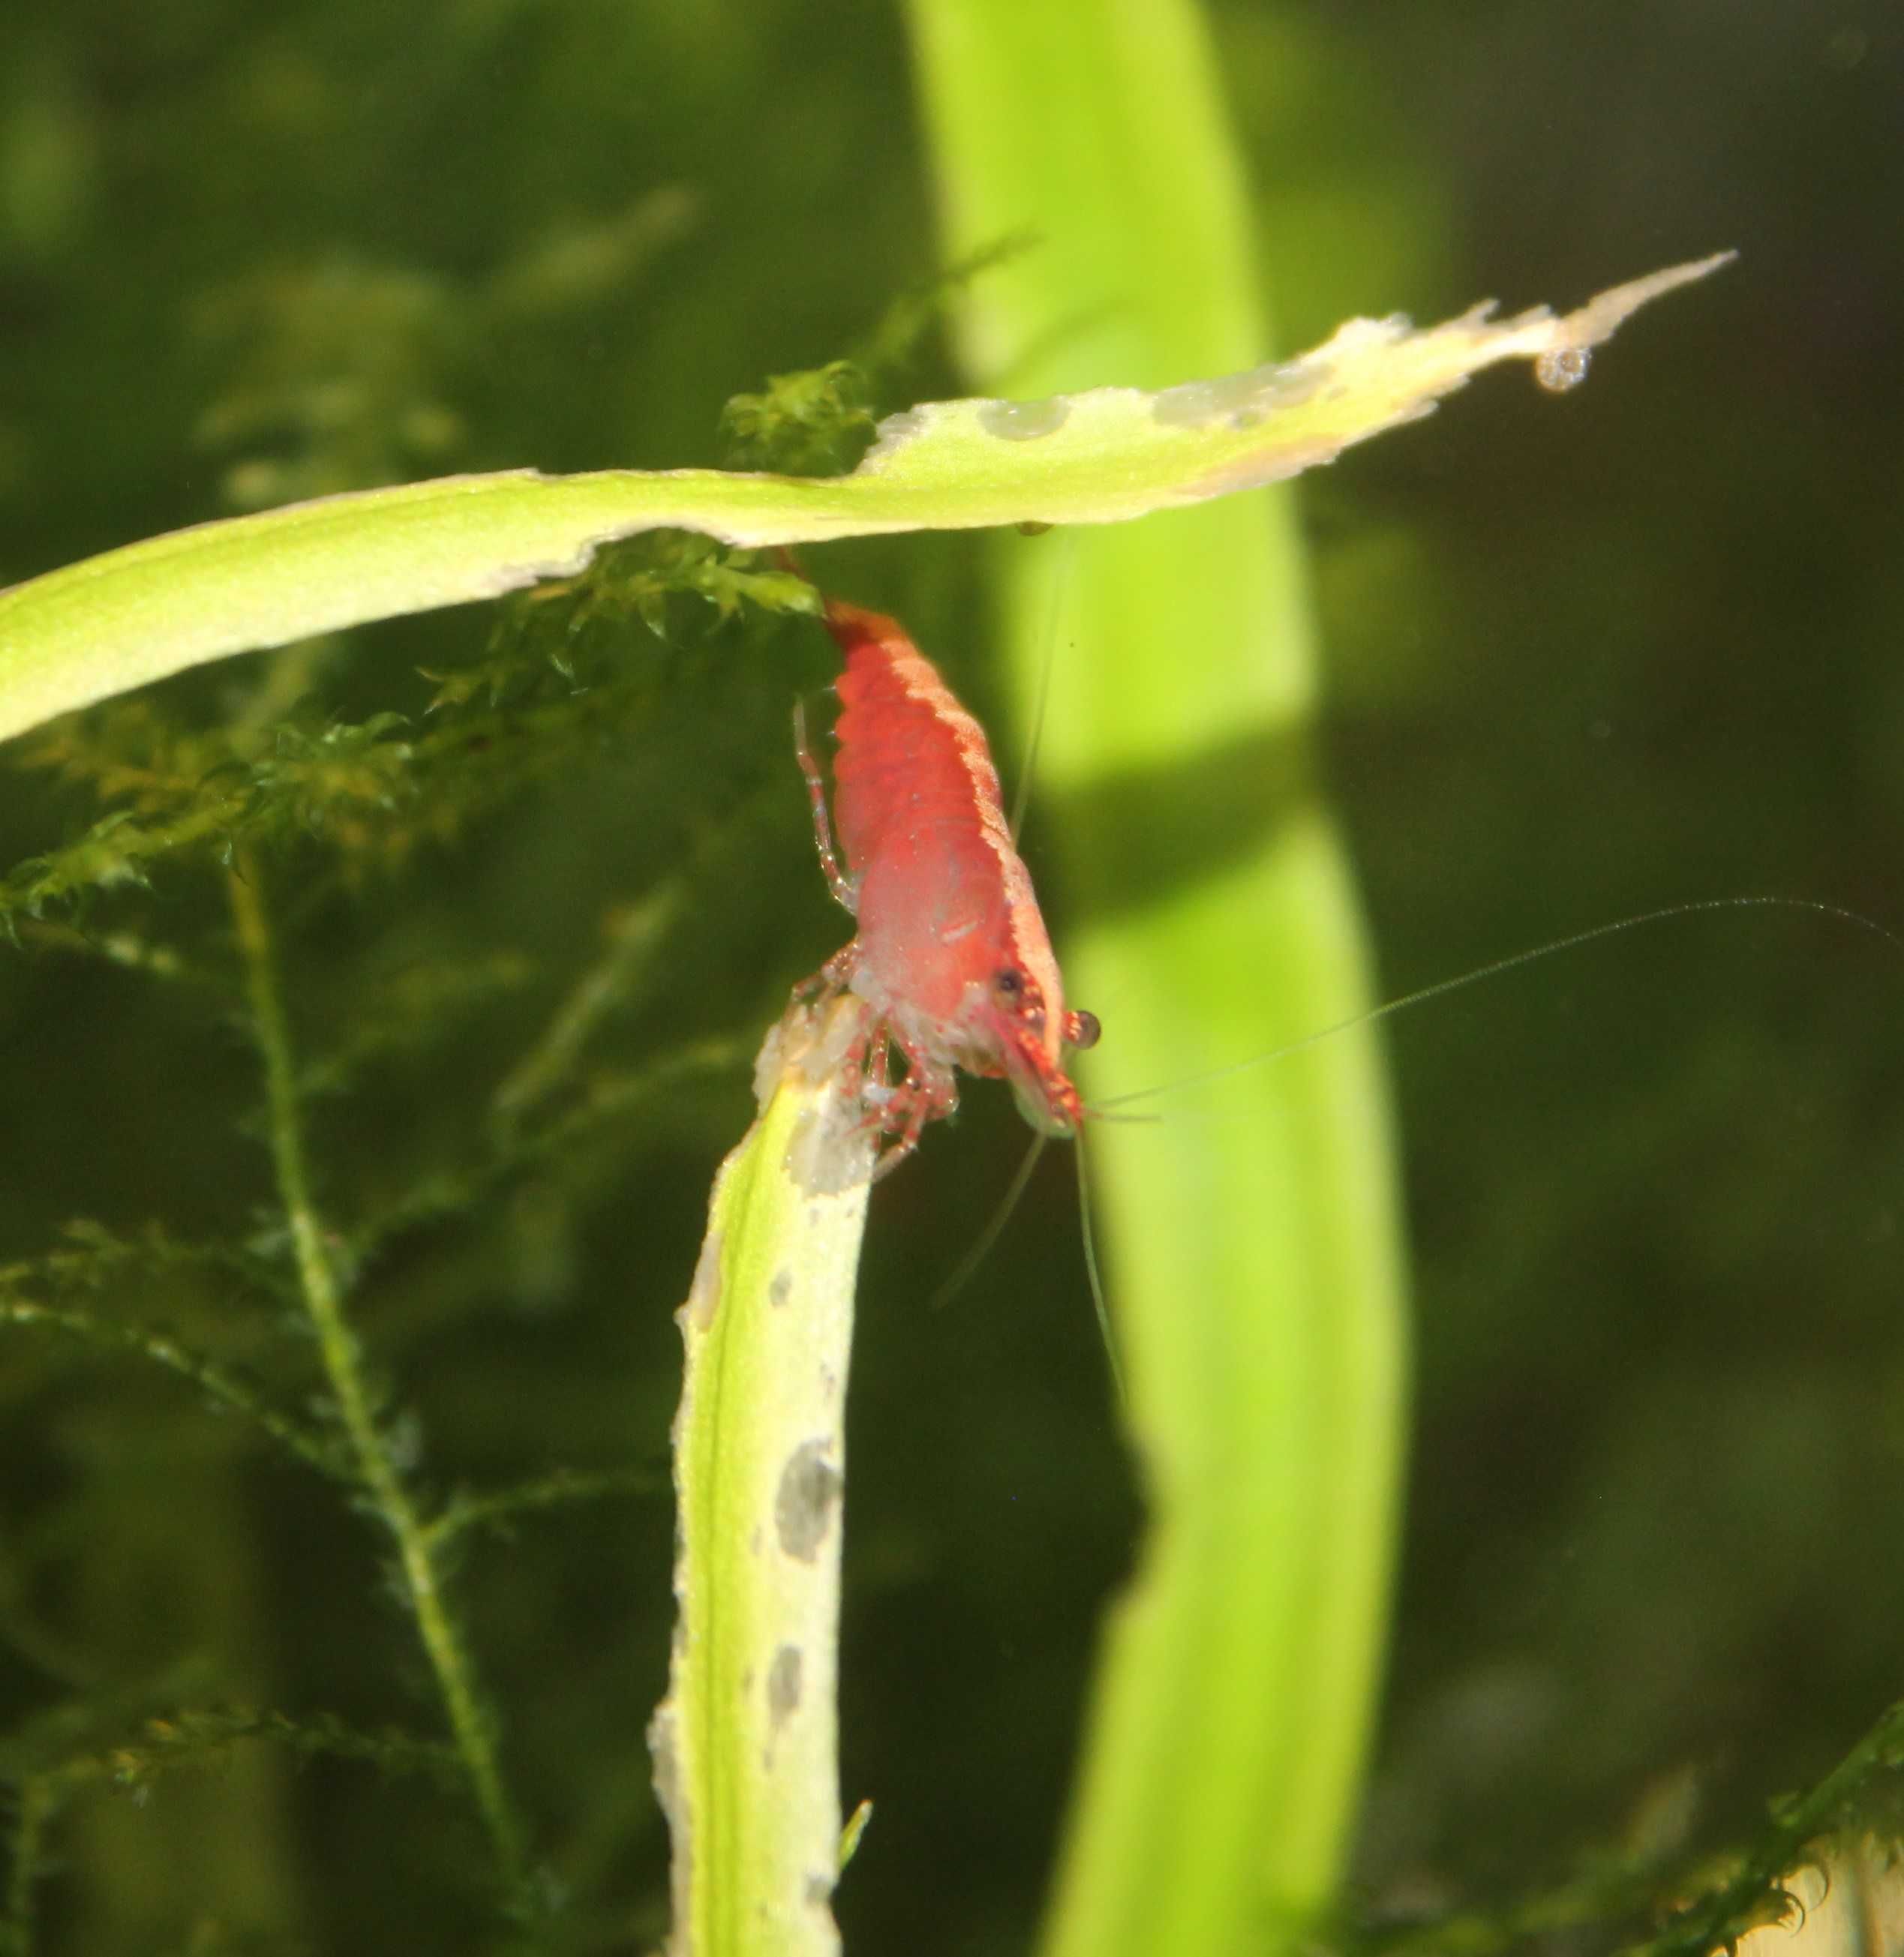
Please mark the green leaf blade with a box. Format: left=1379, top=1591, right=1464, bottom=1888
left=0, top=254, right=1727, bottom=748
left=905, top=0, right=1417, bottom=1949
left=650, top=1007, right=873, bottom=1957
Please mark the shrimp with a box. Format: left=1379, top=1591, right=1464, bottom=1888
left=791, top=591, right=1100, bottom=1176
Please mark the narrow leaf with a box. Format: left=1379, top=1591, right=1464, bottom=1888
left=648, top=1001, right=873, bottom=1957
left=0, top=254, right=1729, bottom=747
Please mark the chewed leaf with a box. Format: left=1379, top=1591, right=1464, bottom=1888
left=855, top=254, right=1736, bottom=512
left=653, top=998, right=874, bottom=1953
left=0, top=254, right=1731, bottom=748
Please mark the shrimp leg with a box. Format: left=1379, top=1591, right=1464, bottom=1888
left=793, top=698, right=855, bottom=916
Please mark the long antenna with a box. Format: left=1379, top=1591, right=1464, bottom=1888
left=926, top=1131, right=1049, bottom=1313
left=1094, top=896, right=1904, bottom=1114
left=1075, top=1132, right=1127, bottom=1409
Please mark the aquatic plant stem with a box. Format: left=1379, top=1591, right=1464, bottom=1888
left=226, top=855, right=527, bottom=1901
left=1629, top=1688, right=1904, bottom=1957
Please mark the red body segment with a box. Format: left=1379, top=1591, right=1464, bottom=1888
left=794, top=596, right=1096, bottom=1169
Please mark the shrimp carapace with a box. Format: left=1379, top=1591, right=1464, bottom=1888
left=791, top=594, right=1098, bottom=1174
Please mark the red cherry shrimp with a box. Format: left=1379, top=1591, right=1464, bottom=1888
left=779, top=574, right=1904, bottom=1387
left=788, top=589, right=1100, bottom=1178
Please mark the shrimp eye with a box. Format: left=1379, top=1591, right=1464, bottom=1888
left=994, top=968, right=1024, bottom=999
left=1065, top=1008, right=1101, bottom=1051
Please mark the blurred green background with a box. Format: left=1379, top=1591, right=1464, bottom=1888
left=1, top=2, right=1899, bottom=1951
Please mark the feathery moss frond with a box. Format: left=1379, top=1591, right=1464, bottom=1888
left=1, top=529, right=803, bottom=937
left=0, top=1218, right=281, bottom=1303
left=423, top=1467, right=665, bottom=1553
left=350, top=1036, right=751, bottom=1270
left=1625, top=1695, right=1904, bottom=1957
left=0, top=1298, right=347, bottom=1481
left=718, top=234, right=1037, bottom=476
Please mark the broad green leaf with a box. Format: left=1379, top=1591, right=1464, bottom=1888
left=899, top=10, right=1732, bottom=1957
